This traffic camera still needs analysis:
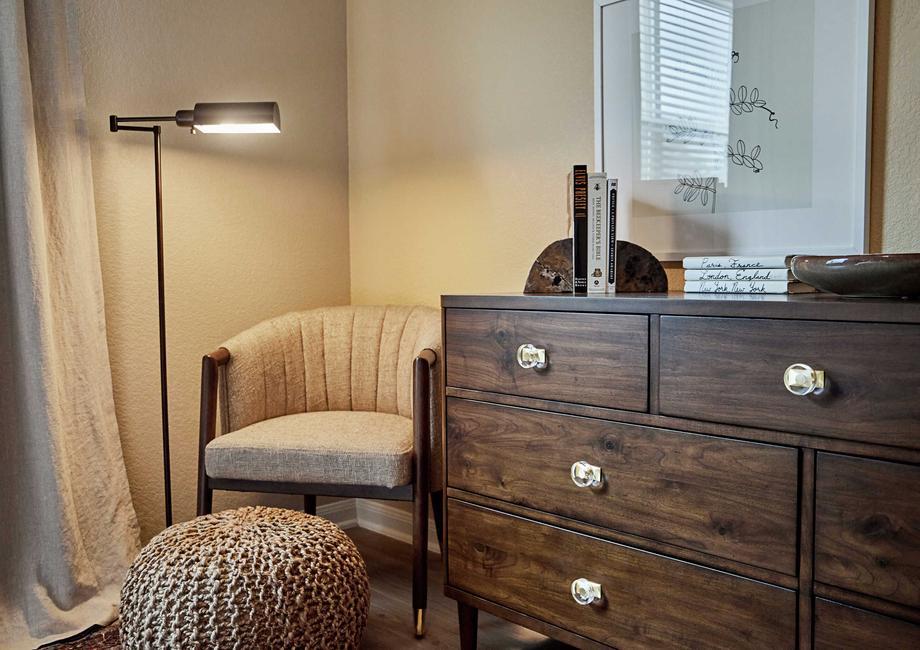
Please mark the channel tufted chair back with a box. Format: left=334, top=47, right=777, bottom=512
left=218, top=305, right=442, bottom=484
left=196, top=304, right=443, bottom=638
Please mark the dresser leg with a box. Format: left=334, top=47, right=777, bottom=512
left=458, top=602, right=478, bottom=650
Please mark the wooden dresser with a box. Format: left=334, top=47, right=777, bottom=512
left=441, top=293, right=920, bottom=650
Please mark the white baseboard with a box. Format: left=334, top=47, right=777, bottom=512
left=355, top=499, right=441, bottom=555
left=317, top=498, right=358, bottom=530
left=316, top=497, right=440, bottom=554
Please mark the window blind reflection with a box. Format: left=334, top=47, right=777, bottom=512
left=639, top=0, right=733, bottom=185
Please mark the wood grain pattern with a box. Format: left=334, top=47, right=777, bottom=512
left=648, top=314, right=660, bottom=414
left=814, top=599, right=920, bottom=649
left=448, top=486, right=798, bottom=589
left=442, top=294, right=920, bottom=647
left=447, top=500, right=797, bottom=649
left=815, top=453, right=920, bottom=608
left=446, top=585, right=606, bottom=650
left=445, top=309, right=648, bottom=411
left=798, top=448, right=816, bottom=650
left=441, top=292, right=920, bottom=325
left=659, top=316, right=920, bottom=448
left=814, top=583, right=920, bottom=626
left=445, top=386, right=920, bottom=466
left=446, top=398, right=799, bottom=574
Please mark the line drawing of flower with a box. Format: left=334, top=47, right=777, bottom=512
left=674, top=176, right=717, bottom=207
left=729, top=85, right=779, bottom=128
left=666, top=123, right=697, bottom=144
left=727, top=139, right=763, bottom=173
left=666, top=119, right=717, bottom=145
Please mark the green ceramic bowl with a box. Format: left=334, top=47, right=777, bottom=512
left=791, top=254, right=920, bottom=298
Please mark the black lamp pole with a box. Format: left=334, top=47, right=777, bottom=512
left=109, top=119, right=172, bottom=526
left=109, top=103, right=280, bottom=528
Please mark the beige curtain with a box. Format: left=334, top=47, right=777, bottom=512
left=0, top=0, right=141, bottom=647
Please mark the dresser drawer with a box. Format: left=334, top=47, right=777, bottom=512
left=447, top=500, right=796, bottom=649
left=815, top=453, right=920, bottom=608
left=814, top=599, right=920, bottom=649
left=659, top=316, right=920, bottom=447
left=446, top=397, right=798, bottom=574
left=445, top=309, right=648, bottom=411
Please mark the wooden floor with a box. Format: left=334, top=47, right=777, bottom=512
left=349, top=527, right=571, bottom=649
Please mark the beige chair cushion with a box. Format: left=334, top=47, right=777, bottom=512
left=205, top=411, right=414, bottom=488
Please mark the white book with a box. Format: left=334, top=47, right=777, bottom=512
left=684, top=280, right=816, bottom=294
left=587, top=172, right=608, bottom=294
left=684, top=268, right=794, bottom=282
left=682, top=255, right=795, bottom=270
left=606, top=178, right=618, bottom=293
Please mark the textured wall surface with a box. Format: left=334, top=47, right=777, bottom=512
left=347, top=0, right=595, bottom=306
left=349, top=0, right=920, bottom=300
left=78, top=0, right=918, bottom=539
left=870, top=0, right=920, bottom=252
left=76, top=0, right=350, bottom=541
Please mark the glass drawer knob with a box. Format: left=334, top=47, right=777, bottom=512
left=783, top=363, right=826, bottom=396
left=571, top=578, right=603, bottom=606
left=516, top=343, right=547, bottom=370
left=571, top=461, right=603, bottom=488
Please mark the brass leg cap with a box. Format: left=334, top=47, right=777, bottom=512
left=415, top=608, right=426, bottom=638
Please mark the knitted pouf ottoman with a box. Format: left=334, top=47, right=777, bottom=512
left=120, top=506, right=369, bottom=649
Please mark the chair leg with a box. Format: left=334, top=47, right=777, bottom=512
left=413, top=482, right=430, bottom=638
left=197, top=476, right=213, bottom=516
left=412, top=353, right=432, bottom=637
left=304, top=495, right=316, bottom=515
left=431, top=489, right=444, bottom=553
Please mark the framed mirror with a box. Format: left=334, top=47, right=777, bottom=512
left=594, top=0, right=873, bottom=260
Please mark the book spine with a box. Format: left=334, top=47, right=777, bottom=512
left=587, top=173, right=607, bottom=294
left=684, top=268, right=794, bottom=282
left=682, top=255, right=793, bottom=270
left=683, top=280, right=798, bottom=294
left=572, top=165, right=588, bottom=293
left=606, top=178, right=618, bottom=293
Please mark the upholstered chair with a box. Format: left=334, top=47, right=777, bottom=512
left=196, top=305, right=442, bottom=637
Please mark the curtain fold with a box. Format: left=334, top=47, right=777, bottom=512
left=0, top=0, right=141, bottom=647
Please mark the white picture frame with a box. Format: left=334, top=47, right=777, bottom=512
left=594, top=0, right=873, bottom=261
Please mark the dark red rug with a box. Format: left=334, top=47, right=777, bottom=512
left=41, top=622, right=120, bottom=649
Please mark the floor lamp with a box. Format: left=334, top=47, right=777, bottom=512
left=110, top=102, right=281, bottom=527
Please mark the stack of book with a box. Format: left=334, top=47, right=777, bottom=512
left=682, top=256, right=816, bottom=294
left=569, top=164, right=618, bottom=294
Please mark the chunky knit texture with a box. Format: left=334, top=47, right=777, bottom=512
left=119, top=507, right=369, bottom=649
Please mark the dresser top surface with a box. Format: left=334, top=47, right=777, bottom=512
left=441, top=292, right=920, bottom=324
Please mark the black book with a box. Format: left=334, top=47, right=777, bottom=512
left=607, top=178, right=618, bottom=293
left=571, top=164, right=588, bottom=293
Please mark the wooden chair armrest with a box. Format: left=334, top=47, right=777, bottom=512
left=199, top=347, right=229, bottom=444
left=207, top=346, right=231, bottom=367
left=417, top=348, right=437, bottom=368
left=412, top=350, right=436, bottom=491
left=197, top=347, right=229, bottom=514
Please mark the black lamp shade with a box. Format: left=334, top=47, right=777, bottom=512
left=175, top=102, right=280, bottom=133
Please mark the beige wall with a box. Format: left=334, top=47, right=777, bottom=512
left=349, top=0, right=920, bottom=300
left=80, top=0, right=919, bottom=539
left=870, top=0, right=920, bottom=253
left=347, top=0, right=595, bottom=306
left=77, top=0, right=350, bottom=541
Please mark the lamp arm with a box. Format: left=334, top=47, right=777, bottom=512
left=109, top=114, right=177, bottom=132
